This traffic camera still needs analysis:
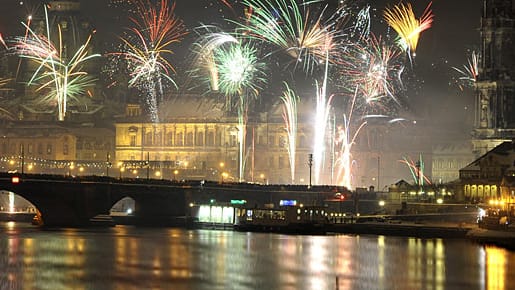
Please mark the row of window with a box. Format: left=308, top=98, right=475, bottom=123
left=0, top=142, right=68, bottom=156
left=129, top=132, right=310, bottom=148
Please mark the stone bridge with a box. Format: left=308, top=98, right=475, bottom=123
left=0, top=173, right=344, bottom=227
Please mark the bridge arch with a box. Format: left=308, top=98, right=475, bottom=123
left=110, top=196, right=136, bottom=215
left=0, top=190, right=37, bottom=213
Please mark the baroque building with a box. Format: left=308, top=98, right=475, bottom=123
left=113, top=95, right=437, bottom=188
left=115, top=97, right=314, bottom=184
left=473, top=0, right=515, bottom=155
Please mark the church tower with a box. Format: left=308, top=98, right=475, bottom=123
left=473, top=0, right=515, bottom=155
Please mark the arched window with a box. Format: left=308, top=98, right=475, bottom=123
left=196, top=132, right=204, bottom=146
left=176, top=132, right=183, bottom=146
left=207, top=132, right=215, bottom=146
left=186, top=132, right=194, bottom=146
left=166, top=132, right=173, bottom=146
left=145, top=132, right=153, bottom=146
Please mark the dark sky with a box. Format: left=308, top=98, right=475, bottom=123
left=0, top=0, right=482, bottom=131
left=0, top=0, right=481, bottom=64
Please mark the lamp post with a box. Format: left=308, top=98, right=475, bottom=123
left=222, top=172, right=228, bottom=183
left=308, top=153, right=313, bottom=189
left=20, top=144, right=24, bottom=174
left=146, top=152, right=150, bottom=180
left=106, top=153, right=111, bottom=177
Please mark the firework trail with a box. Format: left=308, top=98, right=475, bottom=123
left=214, top=41, right=266, bottom=181
left=280, top=82, right=299, bottom=184
left=383, top=1, right=433, bottom=58
left=312, top=48, right=334, bottom=185
left=0, top=33, right=6, bottom=49
left=354, top=5, right=371, bottom=39
left=334, top=88, right=367, bottom=189
left=452, top=50, right=479, bottom=89
left=0, top=78, right=10, bottom=89
left=400, top=155, right=431, bottom=187
left=10, top=7, right=99, bottom=121
left=237, top=0, right=343, bottom=73
left=117, top=0, right=187, bottom=123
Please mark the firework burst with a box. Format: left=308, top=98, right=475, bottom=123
left=116, top=0, right=187, bottom=122
left=452, top=50, right=479, bottom=89
left=237, top=0, right=342, bottom=73
left=190, top=26, right=239, bottom=92
left=383, top=1, right=433, bottom=57
left=340, top=35, right=404, bottom=108
left=214, top=40, right=266, bottom=181
left=11, top=7, right=99, bottom=121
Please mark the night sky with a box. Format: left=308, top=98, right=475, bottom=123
left=0, top=0, right=482, bottom=132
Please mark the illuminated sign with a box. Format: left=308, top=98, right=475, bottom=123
left=230, top=199, right=247, bottom=205
left=279, top=200, right=297, bottom=206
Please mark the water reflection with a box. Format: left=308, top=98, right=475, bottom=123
left=0, top=223, right=514, bottom=290
left=485, top=246, right=506, bottom=290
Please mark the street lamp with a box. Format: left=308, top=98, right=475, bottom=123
left=260, top=173, right=266, bottom=185
left=173, top=169, right=179, bottom=181
left=155, top=170, right=161, bottom=179
left=119, top=167, right=125, bottom=179
left=69, top=162, right=75, bottom=176
left=221, top=172, right=228, bottom=183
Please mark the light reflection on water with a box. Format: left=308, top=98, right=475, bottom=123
left=0, top=222, right=514, bottom=290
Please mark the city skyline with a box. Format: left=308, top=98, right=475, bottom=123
left=0, top=0, right=487, bottom=188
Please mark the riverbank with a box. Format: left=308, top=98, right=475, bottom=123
left=467, top=228, right=515, bottom=250
left=328, top=221, right=475, bottom=239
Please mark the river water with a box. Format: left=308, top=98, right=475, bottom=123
left=0, top=222, right=514, bottom=290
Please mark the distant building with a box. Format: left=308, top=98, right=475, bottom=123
left=113, top=97, right=437, bottom=187
left=432, top=141, right=475, bottom=184
left=0, top=121, right=114, bottom=175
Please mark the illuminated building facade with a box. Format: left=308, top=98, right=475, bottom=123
left=113, top=97, right=437, bottom=188
left=472, top=0, right=515, bottom=155
left=459, top=141, right=515, bottom=204
left=114, top=98, right=313, bottom=184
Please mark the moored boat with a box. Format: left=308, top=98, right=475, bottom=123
left=234, top=206, right=329, bottom=234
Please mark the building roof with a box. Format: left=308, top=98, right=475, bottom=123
left=158, top=97, right=226, bottom=121
left=460, top=141, right=515, bottom=172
